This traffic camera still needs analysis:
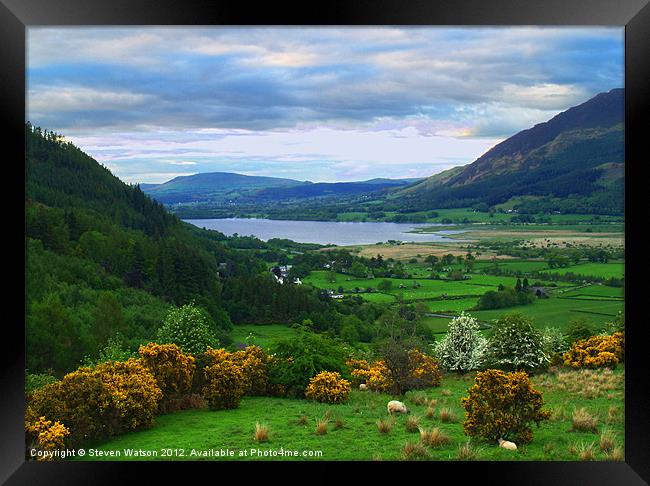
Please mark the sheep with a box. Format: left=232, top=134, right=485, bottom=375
left=359, top=383, right=368, bottom=391
left=387, top=400, right=409, bottom=415
left=498, top=438, right=517, bottom=451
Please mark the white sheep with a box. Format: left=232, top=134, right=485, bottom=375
left=498, top=438, right=517, bottom=451
left=387, top=400, right=409, bottom=415
left=359, top=383, right=368, bottom=391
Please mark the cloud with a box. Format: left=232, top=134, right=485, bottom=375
left=26, top=26, right=624, bottom=182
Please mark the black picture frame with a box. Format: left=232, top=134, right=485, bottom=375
left=2, top=0, right=648, bottom=484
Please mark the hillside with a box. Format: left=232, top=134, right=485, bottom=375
left=142, top=171, right=422, bottom=205
left=400, top=88, right=624, bottom=214
left=24, top=124, right=331, bottom=375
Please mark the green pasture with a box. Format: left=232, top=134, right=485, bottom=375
left=540, top=263, right=624, bottom=280
left=470, top=297, right=623, bottom=331
left=230, top=324, right=299, bottom=349
left=76, top=368, right=624, bottom=462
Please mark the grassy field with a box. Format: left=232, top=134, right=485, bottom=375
left=540, top=263, right=625, bottom=279
left=230, top=324, right=299, bottom=349
left=471, top=297, right=623, bottom=330
left=75, top=367, right=624, bottom=461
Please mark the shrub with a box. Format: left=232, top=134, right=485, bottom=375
left=268, top=330, right=349, bottom=398
left=485, top=314, right=549, bottom=371
left=541, top=326, right=569, bottom=365
left=566, top=318, right=596, bottom=344
left=156, top=303, right=219, bottom=356
left=25, top=359, right=162, bottom=447
left=347, top=358, right=393, bottom=393
left=203, top=360, right=246, bottom=410
left=305, top=371, right=351, bottom=404
left=562, top=332, right=624, bottom=369
left=432, top=313, right=487, bottom=372
left=408, top=349, right=443, bottom=388
left=231, top=346, right=271, bottom=396
left=25, top=416, right=70, bottom=460
left=461, top=369, right=551, bottom=443
left=138, top=343, right=196, bottom=410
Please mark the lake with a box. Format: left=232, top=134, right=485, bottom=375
left=183, top=218, right=467, bottom=246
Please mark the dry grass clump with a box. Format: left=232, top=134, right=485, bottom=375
left=577, top=441, right=596, bottom=461
left=401, top=441, right=431, bottom=460
left=409, top=393, right=428, bottom=406
left=549, top=406, right=567, bottom=422
left=419, top=427, right=452, bottom=448
left=604, top=446, right=624, bottom=461
left=315, top=419, right=329, bottom=435
left=254, top=422, right=269, bottom=442
left=599, top=428, right=617, bottom=453
left=607, top=405, right=623, bottom=425
left=571, top=407, right=599, bottom=433
left=372, top=453, right=383, bottom=461
left=334, top=418, right=345, bottom=430
left=297, top=414, right=309, bottom=426
left=457, top=440, right=480, bottom=461
left=555, top=369, right=623, bottom=399
left=405, top=415, right=421, bottom=433
left=427, top=398, right=439, bottom=407
left=439, top=407, right=458, bottom=423
left=376, top=417, right=394, bottom=434
left=441, top=389, right=452, bottom=397
left=425, top=406, right=436, bottom=419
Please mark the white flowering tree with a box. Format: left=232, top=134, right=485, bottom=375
left=156, top=302, right=219, bottom=356
left=432, top=312, right=487, bottom=372
left=485, top=313, right=549, bottom=371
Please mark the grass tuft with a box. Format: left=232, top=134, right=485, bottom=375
left=405, top=415, right=421, bottom=433
left=254, top=422, right=269, bottom=442
left=419, top=427, right=452, bottom=448
left=457, top=440, right=480, bottom=461
left=401, top=441, right=431, bottom=460
left=571, top=407, right=599, bottom=433
left=315, top=419, right=329, bottom=435
left=577, top=441, right=596, bottom=461
left=599, top=428, right=617, bottom=453
left=439, top=407, right=458, bottom=423
left=376, top=417, right=394, bottom=434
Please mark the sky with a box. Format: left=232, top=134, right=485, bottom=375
left=27, top=27, right=624, bottom=184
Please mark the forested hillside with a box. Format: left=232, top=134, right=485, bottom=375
left=24, top=124, right=343, bottom=375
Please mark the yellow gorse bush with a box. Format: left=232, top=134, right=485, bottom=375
left=462, top=369, right=550, bottom=444
left=203, top=346, right=271, bottom=397
left=347, top=358, right=393, bottom=392
left=203, top=359, right=246, bottom=410
left=347, top=351, right=442, bottom=392
left=231, top=345, right=271, bottom=396
left=408, top=349, right=443, bottom=388
left=25, top=416, right=70, bottom=460
left=138, top=343, right=196, bottom=403
left=305, top=371, right=351, bottom=404
left=562, top=332, right=624, bottom=369
left=26, top=358, right=162, bottom=448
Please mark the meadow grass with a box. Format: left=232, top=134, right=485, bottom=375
left=75, top=367, right=624, bottom=461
